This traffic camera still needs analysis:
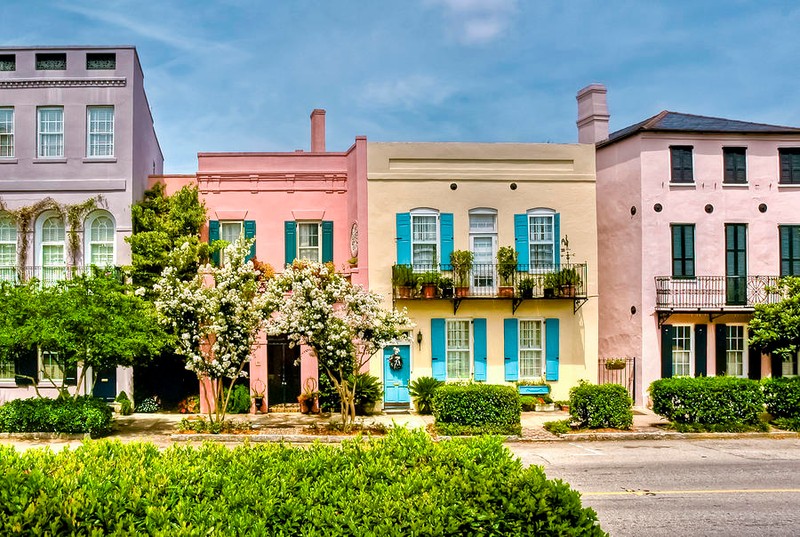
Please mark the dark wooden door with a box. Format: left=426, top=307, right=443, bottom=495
left=267, top=337, right=301, bottom=406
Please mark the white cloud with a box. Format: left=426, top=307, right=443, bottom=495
left=362, top=75, right=456, bottom=108
left=427, top=0, right=518, bottom=44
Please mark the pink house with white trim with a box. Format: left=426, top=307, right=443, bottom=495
left=582, top=84, right=800, bottom=404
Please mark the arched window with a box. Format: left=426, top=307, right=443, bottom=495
left=86, top=213, right=115, bottom=267
left=0, top=214, right=16, bottom=282
left=38, top=213, right=66, bottom=284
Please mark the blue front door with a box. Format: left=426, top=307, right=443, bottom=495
left=383, top=345, right=411, bottom=404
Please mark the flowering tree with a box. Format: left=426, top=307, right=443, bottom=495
left=263, top=261, right=410, bottom=431
left=153, top=237, right=266, bottom=423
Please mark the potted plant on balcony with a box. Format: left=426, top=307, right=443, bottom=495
left=438, top=276, right=454, bottom=299
left=392, top=264, right=414, bottom=299
left=416, top=271, right=440, bottom=299
left=518, top=276, right=536, bottom=299
left=557, top=266, right=581, bottom=298
left=543, top=271, right=559, bottom=298
left=496, top=246, right=518, bottom=298
left=450, top=250, right=474, bottom=298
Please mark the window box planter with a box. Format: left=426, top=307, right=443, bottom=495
left=518, top=385, right=550, bottom=395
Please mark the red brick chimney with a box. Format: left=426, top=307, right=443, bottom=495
left=310, top=109, right=326, bottom=152
left=576, top=84, right=609, bottom=144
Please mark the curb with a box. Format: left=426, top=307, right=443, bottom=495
left=1, top=432, right=90, bottom=441
left=171, top=433, right=360, bottom=443
left=550, top=430, right=800, bottom=442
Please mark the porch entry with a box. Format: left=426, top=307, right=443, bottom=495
left=92, top=367, right=117, bottom=401
left=383, top=345, right=411, bottom=404
left=267, top=337, right=301, bottom=406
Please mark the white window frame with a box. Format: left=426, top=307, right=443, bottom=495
left=445, top=319, right=472, bottom=380
left=36, top=211, right=66, bottom=284
left=726, top=324, right=748, bottom=378
left=527, top=208, right=556, bottom=271
left=469, top=208, right=497, bottom=291
left=518, top=318, right=545, bottom=380
left=220, top=220, right=243, bottom=265
left=0, top=107, right=14, bottom=158
left=86, top=106, right=114, bottom=157
left=672, top=325, right=694, bottom=377
left=297, top=221, right=321, bottom=262
left=0, top=359, right=14, bottom=382
left=0, top=213, right=16, bottom=281
left=40, top=350, right=64, bottom=383
left=85, top=212, right=116, bottom=267
left=785, top=353, right=799, bottom=377
left=410, top=208, right=439, bottom=271
left=37, top=107, right=64, bottom=158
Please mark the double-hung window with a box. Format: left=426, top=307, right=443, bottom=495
left=38, top=107, right=64, bottom=158
left=411, top=211, right=438, bottom=270
left=723, top=147, right=747, bottom=184
left=87, top=106, right=114, bottom=157
left=780, top=225, right=800, bottom=277
left=0, top=214, right=16, bottom=282
left=726, top=325, right=747, bottom=378
left=528, top=210, right=555, bottom=270
left=446, top=319, right=471, bottom=380
left=672, top=325, right=693, bottom=376
left=779, top=149, right=800, bottom=184
left=671, top=224, right=695, bottom=278
left=519, top=320, right=544, bottom=379
left=40, top=351, right=63, bottom=382
left=670, top=146, right=694, bottom=183
left=87, top=215, right=115, bottom=267
left=41, top=216, right=66, bottom=284
left=0, top=107, right=13, bottom=157
left=219, top=220, right=243, bottom=265
left=297, top=222, right=321, bottom=262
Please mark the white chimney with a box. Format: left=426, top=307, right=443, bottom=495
left=576, top=84, right=609, bottom=144
left=310, top=109, right=326, bottom=152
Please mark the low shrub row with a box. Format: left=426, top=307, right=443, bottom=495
left=0, top=430, right=606, bottom=536
left=433, top=383, right=521, bottom=435
left=569, top=381, right=633, bottom=429
left=0, top=396, right=113, bottom=437
left=762, top=377, right=800, bottom=419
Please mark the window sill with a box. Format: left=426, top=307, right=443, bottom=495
left=669, top=182, right=696, bottom=189
left=33, top=158, right=67, bottom=164
left=722, top=183, right=749, bottom=188
left=82, top=157, right=116, bottom=163
left=0, top=381, right=17, bottom=388
left=0, top=158, right=17, bottom=164
left=777, top=183, right=800, bottom=189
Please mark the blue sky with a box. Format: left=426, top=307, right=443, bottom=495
left=5, top=0, right=800, bottom=172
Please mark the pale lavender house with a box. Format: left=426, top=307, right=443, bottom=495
left=579, top=84, right=800, bottom=404
left=0, top=46, right=163, bottom=402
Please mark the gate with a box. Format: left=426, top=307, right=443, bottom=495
left=598, top=357, right=636, bottom=400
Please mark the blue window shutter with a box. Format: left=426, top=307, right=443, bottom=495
left=514, top=214, right=528, bottom=271
left=553, top=213, right=561, bottom=268
left=440, top=213, right=454, bottom=270
left=473, top=318, right=487, bottom=381
left=396, top=213, right=411, bottom=265
left=545, top=317, right=560, bottom=381
left=431, top=318, right=446, bottom=381
left=321, top=221, right=334, bottom=263
left=284, top=221, right=297, bottom=267
left=244, top=220, right=256, bottom=262
left=208, top=220, right=220, bottom=266
left=504, top=318, right=519, bottom=381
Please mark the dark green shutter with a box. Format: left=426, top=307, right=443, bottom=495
left=748, top=344, right=761, bottom=380
left=473, top=318, right=487, bottom=381
left=244, top=220, right=256, bottom=261
left=545, top=318, right=559, bottom=381
left=504, top=318, right=519, bottom=381
left=431, top=318, right=446, bottom=381
left=780, top=226, right=800, bottom=277
left=321, top=221, right=333, bottom=263
left=284, top=221, right=297, bottom=266
left=715, top=324, right=727, bottom=376
left=208, top=220, right=220, bottom=266
left=14, top=346, right=38, bottom=385
left=661, top=325, right=674, bottom=378
left=64, top=359, right=78, bottom=386
left=396, top=213, right=411, bottom=265
left=695, top=324, right=707, bottom=376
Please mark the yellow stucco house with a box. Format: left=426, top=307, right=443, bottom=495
left=366, top=142, right=598, bottom=406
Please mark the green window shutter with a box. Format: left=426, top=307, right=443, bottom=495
left=780, top=226, right=800, bottom=277
left=661, top=325, right=674, bottom=379
left=771, top=353, right=783, bottom=379
left=208, top=220, right=220, bottom=266
left=439, top=213, right=453, bottom=270
left=715, top=324, right=727, bottom=376
left=748, top=345, right=761, bottom=380
left=545, top=318, right=560, bottom=381
left=671, top=146, right=693, bottom=182
left=431, top=318, right=446, bottom=381
left=503, top=318, right=519, bottom=381
left=64, top=360, right=78, bottom=386
left=694, top=324, right=707, bottom=376
left=396, top=213, right=411, bottom=265
left=514, top=214, right=528, bottom=270
left=780, top=226, right=790, bottom=277
left=244, top=220, right=256, bottom=262
left=284, top=221, right=297, bottom=267
left=671, top=224, right=695, bottom=278
left=473, top=318, right=487, bottom=381
left=14, top=346, right=38, bottom=385
left=321, top=221, right=334, bottom=263
left=553, top=213, right=561, bottom=268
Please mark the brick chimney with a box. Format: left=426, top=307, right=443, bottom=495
left=576, top=84, right=609, bottom=144
left=310, top=109, right=326, bottom=152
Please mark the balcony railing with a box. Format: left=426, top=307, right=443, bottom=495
left=655, top=275, right=783, bottom=310
left=392, top=263, right=588, bottom=300
left=0, top=266, right=124, bottom=286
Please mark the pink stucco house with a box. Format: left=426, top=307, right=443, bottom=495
left=156, top=110, right=368, bottom=411
left=581, top=84, right=800, bottom=404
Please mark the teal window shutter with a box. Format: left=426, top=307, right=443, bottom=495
left=715, top=324, right=727, bottom=376
left=514, top=214, right=528, bottom=271
left=208, top=220, right=220, bottom=266
left=431, top=318, right=446, bottom=381
left=396, top=213, right=411, bottom=265
left=244, top=220, right=256, bottom=261
left=553, top=213, right=561, bottom=268
left=694, top=324, right=707, bottom=376
left=321, top=221, right=334, bottom=263
left=284, top=221, right=297, bottom=266
left=440, top=213, right=453, bottom=270
left=545, top=318, right=560, bottom=381
left=473, top=318, right=487, bottom=381
left=504, top=318, right=519, bottom=381
left=661, top=325, right=674, bottom=378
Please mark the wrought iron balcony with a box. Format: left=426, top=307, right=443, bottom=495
left=654, top=275, right=783, bottom=311
left=0, top=266, right=124, bottom=286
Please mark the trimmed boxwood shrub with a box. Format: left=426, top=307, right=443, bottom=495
left=762, top=377, right=800, bottom=419
left=0, top=430, right=606, bottom=536
left=650, top=376, right=764, bottom=429
left=433, top=383, right=521, bottom=435
left=0, top=396, right=113, bottom=437
left=569, top=381, right=633, bottom=429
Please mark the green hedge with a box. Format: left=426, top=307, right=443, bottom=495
left=569, top=382, right=633, bottom=429
left=0, top=430, right=606, bottom=536
left=433, top=383, right=521, bottom=435
left=650, top=376, right=764, bottom=427
left=762, top=377, right=800, bottom=419
left=0, top=396, right=113, bottom=437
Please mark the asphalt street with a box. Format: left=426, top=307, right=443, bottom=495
left=508, top=438, right=800, bottom=537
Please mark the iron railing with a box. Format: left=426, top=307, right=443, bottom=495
left=654, top=275, right=783, bottom=310
left=0, top=266, right=124, bottom=286
left=392, top=263, right=588, bottom=300
left=598, top=357, right=636, bottom=401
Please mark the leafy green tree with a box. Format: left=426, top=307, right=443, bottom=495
left=750, top=277, right=800, bottom=364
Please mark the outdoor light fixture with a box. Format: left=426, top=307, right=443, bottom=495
left=417, top=330, right=423, bottom=349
